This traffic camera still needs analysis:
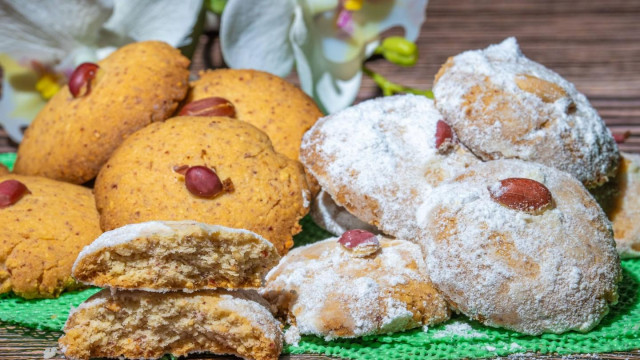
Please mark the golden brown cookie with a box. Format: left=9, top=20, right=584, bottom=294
left=73, top=220, right=281, bottom=292
left=59, top=289, right=283, bottom=360
left=14, top=41, right=190, bottom=184
left=0, top=163, right=8, bottom=175
left=417, top=159, right=621, bottom=335
left=262, top=233, right=450, bottom=341
left=0, top=174, right=102, bottom=298
left=94, top=116, right=310, bottom=255
left=433, top=37, right=619, bottom=188
left=597, top=153, right=640, bottom=258
left=301, top=94, right=479, bottom=240
left=185, top=69, right=322, bottom=162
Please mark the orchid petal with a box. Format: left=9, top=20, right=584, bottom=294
left=102, top=0, right=203, bottom=48
left=0, top=0, right=113, bottom=65
left=0, top=55, right=46, bottom=142
left=221, top=0, right=296, bottom=77
left=355, top=0, right=428, bottom=42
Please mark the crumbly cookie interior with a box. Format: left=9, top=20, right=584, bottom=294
left=59, top=290, right=280, bottom=360
left=74, top=232, right=278, bottom=291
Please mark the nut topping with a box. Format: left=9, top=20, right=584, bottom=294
left=179, top=97, right=236, bottom=118
left=184, top=166, right=223, bottom=198
left=69, top=63, right=99, bottom=98
left=0, top=180, right=31, bottom=209
left=488, top=178, right=553, bottom=214
left=338, top=229, right=380, bottom=257
left=435, top=120, right=455, bottom=152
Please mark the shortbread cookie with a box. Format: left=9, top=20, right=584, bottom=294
left=186, top=69, right=323, bottom=162
left=14, top=41, right=190, bottom=184
left=59, top=289, right=282, bottom=360
left=0, top=174, right=101, bottom=298
left=301, top=94, right=479, bottom=239
left=94, top=116, right=310, bottom=255
left=310, top=190, right=380, bottom=236
left=599, top=153, right=640, bottom=258
left=433, top=37, right=618, bottom=188
left=417, top=159, right=621, bottom=335
left=0, top=163, right=8, bottom=175
left=73, top=221, right=281, bottom=291
left=262, top=233, right=450, bottom=339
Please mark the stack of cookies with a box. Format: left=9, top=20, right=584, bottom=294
left=299, top=37, right=625, bottom=336
left=59, top=220, right=284, bottom=360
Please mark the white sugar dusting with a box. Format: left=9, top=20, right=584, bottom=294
left=433, top=37, right=618, bottom=187
left=310, top=190, right=381, bottom=236
left=417, top=159, right=621, bottom=335
left=431, top=320, right=486, bottom=339
left=301, top=94, right=478, bottom=240
left=43, top=347, right=57, bottom=359
left=263, top=237, right=447, bottom=339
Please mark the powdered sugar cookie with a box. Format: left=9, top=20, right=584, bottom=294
left=72, top=221, right=280, bottom=292
left=262, top=232, right=450, bottom=340
left=310, top=190, right=380, bottom=236
left=433, top=38, right=618, bottom=188
left=59, top=289, right=282, bottom=360
left=301, top=94, right=479, bottom=239
left=597, top=153, right=640, bottom=258
left=417, top=159, right=621, bottom=335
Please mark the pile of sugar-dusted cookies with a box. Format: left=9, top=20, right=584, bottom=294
left=0, top=36, right=638, bottom=359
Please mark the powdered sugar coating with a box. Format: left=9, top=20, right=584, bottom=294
left=261, top=237, right=449, bottom=340
left=433, top=37, right=618, bottom=188
left=310, top=190, right=381, bottom=236
left=301, top=94, right=479, bottom=239
left=417, top=159, right=621, bottom=335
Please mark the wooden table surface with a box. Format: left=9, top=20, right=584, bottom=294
left=1, top=0, right=639, bottom=359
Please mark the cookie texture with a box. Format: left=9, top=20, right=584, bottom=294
left=186, top=69, right=323, bottom=162
left=417, top=159, right=621, bottom=335
left=59, top=289, right=283, bottom=360
left=301, top=94, right=479, bottom=239
left=73, top=221, right=281, bottom=292
left=0, top=163, right=8, bottom=175
left=14, top=41, right=190, bottom=184
left=94, top=116, right=310, bottom=255
left=310, top=190, right=381, bottom=236
left=262, top=237, right=450, bottom=340
left=0, top=174, right=102, bottom=298
left=598, top=153, right=640, bottom=258
left=433, top=37, right=618, bottom=188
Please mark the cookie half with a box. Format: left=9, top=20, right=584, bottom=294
left=262, top=235, right=450, bottom=340
left=59, top=289, right=282, bottom=360
left=73, top=221, right=280, bottom=292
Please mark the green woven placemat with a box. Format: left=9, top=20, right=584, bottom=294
left=1, top=152, right=639, bottom=359
left=0, top=152, right=16, bottom=171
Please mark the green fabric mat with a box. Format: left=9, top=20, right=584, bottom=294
left=1, top=152, right=639, bottom=359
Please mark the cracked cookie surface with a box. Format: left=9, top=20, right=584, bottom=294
left=0, top=174, right=102, bottom=298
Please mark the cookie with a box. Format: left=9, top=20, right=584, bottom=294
left=0, top=174, right=102, bottom=298
left=310, top=189, right=380, bottom=236
left=73, top=220, right=281, bottom=292
left=14, top=41, right=190, bottom=184
left=0, top=163, right=8, bottom=175
left=94, top=116, right=310, bottom=255
left=59, top=289, right=283, bottom=360
left=262, top=233, right=450, bottom=340
left=416, top=159, right=621, bottom=335
left=186, top=69, right=323, bottom=162
left=597, top=153, right=640, bottom=258
left=433, top=37, right=618, bottom=188
left=301, top=94, right=479, bottom=239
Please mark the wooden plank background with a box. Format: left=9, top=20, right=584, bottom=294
left=1, top=0, right=639, bottom=359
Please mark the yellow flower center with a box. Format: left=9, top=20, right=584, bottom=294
left=344, top=0, right=363, bottom=11
left=35, top=73, right=61, bottom=100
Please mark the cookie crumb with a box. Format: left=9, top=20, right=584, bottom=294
left=43, top=346, right=57, bottom=359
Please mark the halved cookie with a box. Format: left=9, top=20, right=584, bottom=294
left=59, top=289, right=282, bottom=360
left=73, top=221, right=280, bottom=292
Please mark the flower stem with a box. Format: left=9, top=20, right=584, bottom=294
left=362, top=65, right=433, bottom=99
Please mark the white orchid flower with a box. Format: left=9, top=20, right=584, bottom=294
left=0, top=0, right=202, bottom=142
left=220, top=0, right=428, bottom=114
